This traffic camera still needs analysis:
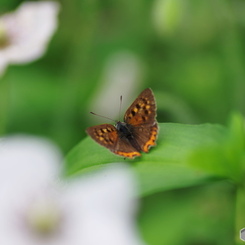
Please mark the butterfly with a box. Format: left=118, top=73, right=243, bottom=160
left=86, top=88, right=158, bottom=159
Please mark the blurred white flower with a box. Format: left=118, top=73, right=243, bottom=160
left=0, top=1, right=60, bottom=76
left=88, top=52, right=144, bottom=123
left=0, top=136, right=145, bottom=245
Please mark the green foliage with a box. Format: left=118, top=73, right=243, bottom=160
left=1, top=0, right=245, bottom=244
left=65, top=113, right=245, bottom=244
left=139, top=181, right=234, bottom=245
left=189, top=113, right=245, bottom=183
left=66, top=122, right=219, bottom=195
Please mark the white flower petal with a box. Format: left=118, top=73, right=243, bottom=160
left=89, top=52, right=144, bottom=123
left=0, top=135, right=63, bottom=245
left=0, top=135, right=62, bottom=194
left=0, top=1, right=59, bottom=64
left=62, top=164, right=145, bottom=245
left=0, top=138, right=146, bottom=245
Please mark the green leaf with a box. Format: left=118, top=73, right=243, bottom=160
left=188, top=112, right=245, bottom=184
left=65, top=122, right=226, bottom=196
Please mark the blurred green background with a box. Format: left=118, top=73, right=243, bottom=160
left=0, top=0, right=244, bottom=244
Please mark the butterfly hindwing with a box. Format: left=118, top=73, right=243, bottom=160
left=129, top=123, right=158, bottom=153
left=124, top=88, right=157, bottom=126
left=114, top=137, right=141, bottom=158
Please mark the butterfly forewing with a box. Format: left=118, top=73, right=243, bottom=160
left=124, top=88, right=157, bottom=126
left=86, top=124, right=118, bottom=148
left=86, top=124, right=141, bottom=158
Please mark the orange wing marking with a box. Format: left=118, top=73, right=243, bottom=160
left=143, top=126, right=158, bottom=152
left=115, top=151, right=141, bottom=159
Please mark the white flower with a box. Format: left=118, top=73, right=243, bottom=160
left=0, top=1, right=60, bottom=76
left=88, top=52, right=144, bottom=123
left=0, top=136, right=145, bottom=245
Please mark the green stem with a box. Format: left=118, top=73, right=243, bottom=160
left=0, top=75, right=9, bottom=135
left=235, top=185, right=245, bottom=245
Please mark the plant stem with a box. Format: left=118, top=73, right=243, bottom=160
left=235, top=185, right=245, bottom=245
left=0, top=76, right=9, bottom=135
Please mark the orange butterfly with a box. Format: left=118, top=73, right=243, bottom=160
left=86, top=88, right=158, bottom=159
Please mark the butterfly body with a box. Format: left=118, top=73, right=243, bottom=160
left=116, top=121, right=142, bottom=152
left=86, top=88, right=158, bottom=159
left=116, top=121, right=132, bottom=139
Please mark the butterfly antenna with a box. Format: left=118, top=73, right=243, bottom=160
left=90, top=112, right=117, bottom=123
left=118, top=95, right=122, bottom=121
